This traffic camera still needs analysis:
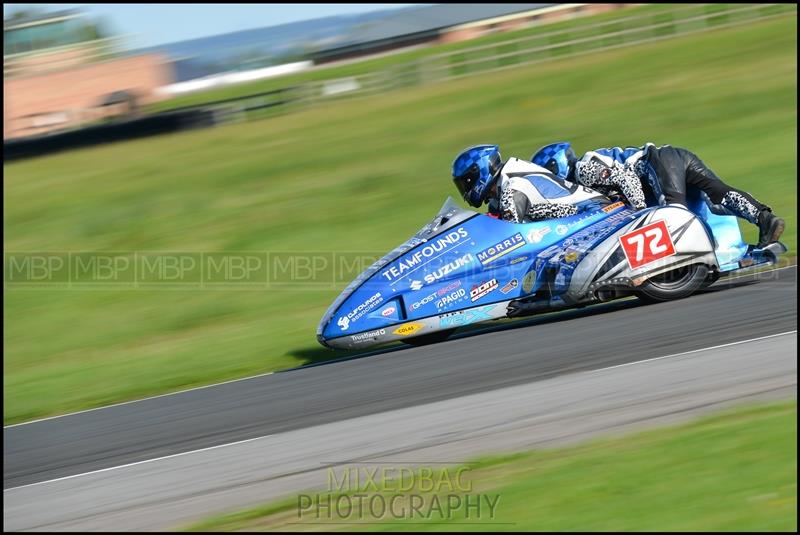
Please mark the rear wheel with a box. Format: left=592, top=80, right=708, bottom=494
left=404, top=329, right=456, bottom=346
left=700, top=270, right=721, bottom=290
left=637, top=264, right=709, bottom=303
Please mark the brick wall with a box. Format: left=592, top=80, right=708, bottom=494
left=4, top=53, right=173, bottom=139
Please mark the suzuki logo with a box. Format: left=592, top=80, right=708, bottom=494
left=410, top=280, right=423, bottom=291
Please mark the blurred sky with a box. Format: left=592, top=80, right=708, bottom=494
left=3, top=3, right=422, bottom=49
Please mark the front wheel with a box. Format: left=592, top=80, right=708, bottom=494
left=637, top=264, right=709, bottom=303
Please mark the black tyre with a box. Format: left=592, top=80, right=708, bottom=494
left=404, top=329, right=456, bottom=346
left=637, top=264, right=709, bottom=303
left=699, top=270, right=721, bottom=290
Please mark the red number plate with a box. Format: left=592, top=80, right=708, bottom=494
left=619, top=219, right=676, bottom=269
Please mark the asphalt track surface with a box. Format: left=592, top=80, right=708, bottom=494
left=4, top=266, right=797, bottom=530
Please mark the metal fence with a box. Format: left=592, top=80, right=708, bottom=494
left=298, top=3, right=797, bottom=107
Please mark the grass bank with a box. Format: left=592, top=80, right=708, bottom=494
left=3, top=16, right=796, bottom=423
left=185, top=401, right=797, bottom=531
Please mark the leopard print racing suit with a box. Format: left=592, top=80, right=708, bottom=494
left=573, top=144, right=770, bottom=224
left=487, top=157, right=607, bottom=223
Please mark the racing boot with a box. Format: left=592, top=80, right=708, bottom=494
left=756, top=209, right=785, bottom=249
left=719, top=191, right=783, bottom=248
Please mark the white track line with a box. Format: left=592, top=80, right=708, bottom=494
left=5, top=265, right=795, bottom=429
left=4, top=434, right=271, bottom=492
left=720, top=263, right=796, bottom=282
left=5, top=330, right=796, bottom=493
left=3, top=372, right=274, bottom=429
left=595, top=330, right=797, bottom=373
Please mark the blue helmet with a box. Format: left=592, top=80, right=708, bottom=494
left=452, top=144, right=503, bottom=208
left=531, top=142, right=577, bottom=181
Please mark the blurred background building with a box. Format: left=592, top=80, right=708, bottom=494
left=3, top=3, right=629, bottom=142
left=311, top=3, right=623, bottom=64
left=3, top=9, right=171, bottom=139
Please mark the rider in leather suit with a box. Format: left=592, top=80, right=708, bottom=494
left=531, top=142, right=785, bottom=248
left=451, top=144, right=607, bottom=223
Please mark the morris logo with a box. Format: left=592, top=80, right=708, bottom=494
left=476, top=233, right=525, bottom=265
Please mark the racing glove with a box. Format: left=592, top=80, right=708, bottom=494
left=575, top=158, right=647, bottom=210
left=523, top=202, right=578, bottom=222
left=500, top=187, right=578, bottom=223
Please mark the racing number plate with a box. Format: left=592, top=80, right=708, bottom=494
left=619, top=219, right=676, bottom=269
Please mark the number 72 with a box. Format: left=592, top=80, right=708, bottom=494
left=619, top=220, right=676, bottom=269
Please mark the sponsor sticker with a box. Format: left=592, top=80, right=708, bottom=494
left=500, top=279, right=518, bottom=294
left=470, top=278, right=498, bottom=302
left=381, top=306, right=397, bottom=317
left=439, top=305, right=496, bottom=328
left=509, top=256, right=529, bottom=265
left=522, top=270, right=537, bottom=293
left=526, top=226, right=551, bottom=244
left=393, top=322, right=424, bottom=336
left=436, top=280, right=462, bottom=296
left=436, top=288, right=467, bottom=309
left=380, top=228, right=469, bottom=282
left=423, top=253, right=472, bottom=284
left=410, top=291, right=437, bottom=311
left=476, top=233, right=526, bottom=265
left=619, top=219, right=676, bottom=270
left=564, top=250, right=579, bottom=264
left=412, top=281, right=465, bottom=311
left=602, top=201, right=626, bottom=213
left=350, top=328, right=386, bottom=344
left=338, top=292, right=383, bottom=331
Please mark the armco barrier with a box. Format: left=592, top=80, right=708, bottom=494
left=3, top=109, right=218, bottom=162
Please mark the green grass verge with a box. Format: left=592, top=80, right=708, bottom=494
left=184, top=400, right=798, bottom=531
left=3, top=16, right=797, bottom=423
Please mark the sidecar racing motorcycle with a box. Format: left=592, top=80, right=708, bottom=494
left=317, top=188, right=787, bottom=350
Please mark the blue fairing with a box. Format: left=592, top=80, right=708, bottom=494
left=320, top=179, right=782, bottom=347
left=685, top=187, right=749, bottom=271
left=319, top=197, right=633, bottom=341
